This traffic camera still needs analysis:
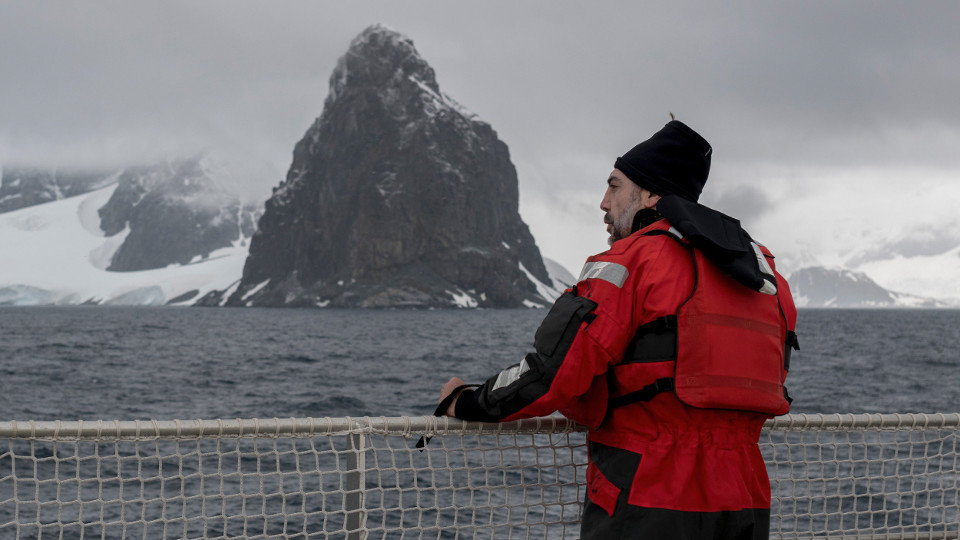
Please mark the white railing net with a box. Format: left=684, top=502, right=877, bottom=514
left=1, top=414, right=958, bottom=539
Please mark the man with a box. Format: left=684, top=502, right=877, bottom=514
left=437, top=120, right=798, bottom=539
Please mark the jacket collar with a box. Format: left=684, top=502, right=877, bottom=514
left=630, top=208, right=663, bottom=233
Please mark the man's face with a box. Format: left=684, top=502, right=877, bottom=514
left=600, top=169, right=656, bottom=246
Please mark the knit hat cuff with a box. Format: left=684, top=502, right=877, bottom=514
left=614, top=156, right=698, bottom=201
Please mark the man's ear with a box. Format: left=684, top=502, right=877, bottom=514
left=643, top=191, right=661, bottom=209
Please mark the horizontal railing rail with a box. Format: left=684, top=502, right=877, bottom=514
left=3, top=412, right=960, bottom=440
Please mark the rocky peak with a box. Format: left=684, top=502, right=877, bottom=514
left=230, top=25, right=556, bottom=308
left=326, top=25, right=440, bottom=107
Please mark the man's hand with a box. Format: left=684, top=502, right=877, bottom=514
left=439, top=377, right=468, bottom=417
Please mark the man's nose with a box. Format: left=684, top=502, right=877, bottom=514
left=600, top=190, right=611, bottom=212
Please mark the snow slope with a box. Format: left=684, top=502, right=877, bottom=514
left=0, top=185, right=248, bottom=306
left=857, top=246, right=960, bottom=307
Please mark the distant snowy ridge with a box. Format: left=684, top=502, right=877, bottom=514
left=0, top=184, right=250, bottom=306
left=788, top=266, right=952, bottom=308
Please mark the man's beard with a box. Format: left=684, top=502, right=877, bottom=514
left=605, top=201, right=641, bottom=246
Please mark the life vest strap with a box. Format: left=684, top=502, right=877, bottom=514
left=621, top=316, right=678, bottom=364
left=607, top=377, right=675, bottom=411
left=784, top=330, right=800, bottom=371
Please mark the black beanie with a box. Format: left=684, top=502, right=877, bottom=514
left=614, top=120, right=712, bottom=202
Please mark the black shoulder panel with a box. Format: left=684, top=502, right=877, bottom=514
left=474, top=291, right=598, bottom=420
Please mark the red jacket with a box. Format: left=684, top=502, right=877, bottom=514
left=455, top=217, right=797, bottom=514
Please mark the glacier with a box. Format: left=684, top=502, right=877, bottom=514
left=0, top=184, right=248, bottom=306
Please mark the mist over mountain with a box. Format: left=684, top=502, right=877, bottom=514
left=224, top=25, right=562, bottom=308
left=97, top=157, right=259, bottom=272
left=0, top=166, right=117, bottom=213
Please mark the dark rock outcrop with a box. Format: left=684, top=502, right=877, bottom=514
left=0, top=166, right=114, bottom=213
left=229, top=25, right=555, bottom=308
left=98, top=157, right=259, bottom=271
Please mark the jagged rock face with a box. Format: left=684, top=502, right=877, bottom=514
left=99, top=157, right=259, bottom=271
left=231, top=25, right=554, bottom=308
left=0, top=167, right=113, bottom=213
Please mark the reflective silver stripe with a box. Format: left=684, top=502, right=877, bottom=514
left=667, top=226, right=684, bottom=241
left=577, top=261, right=629, bottom=288
left=759, top=279, right=778, bottom=295
left=752, top=242, right=778, bottom=296
left=491, top=359, right=531, bottom=391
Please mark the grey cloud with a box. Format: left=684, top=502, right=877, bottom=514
left=847, top=223, right=960, bottom=266
left=700, top=184, right=771, bottom=228
left=3, top=1, right=960, bottom=210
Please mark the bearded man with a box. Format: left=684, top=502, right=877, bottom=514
left=437, top=120, right=798, bottom=539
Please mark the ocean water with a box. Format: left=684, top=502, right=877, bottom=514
left=1, top=307, right=958, bottom=537
left=1, top=307, right=958, bottom=421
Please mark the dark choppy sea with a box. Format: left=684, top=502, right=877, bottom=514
left=1, top=307, right=958, bottom=420
left=1, top=307, right=959, bottom=538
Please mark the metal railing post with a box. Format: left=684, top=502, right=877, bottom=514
left=344, top=431, right=368, bottom=540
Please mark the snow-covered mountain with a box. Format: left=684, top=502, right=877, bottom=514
left=0, top=159, right=257, bottom=306
left=788, top=266, right=951, bottom=308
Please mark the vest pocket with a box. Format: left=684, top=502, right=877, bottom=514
left=586, top=462, right=620, bottom=517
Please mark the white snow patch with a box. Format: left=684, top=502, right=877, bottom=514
left=104, top=286, right=165, bottom=306
left=441, top=92, right=480, bottom=122
left=446, top=289, right=478, bottom=308
left=315, top=300, right=330, bottom=307
left=543, top=257, right=576, bottom=290
left=241, top=279, right=270, bottom=301
left=501, top=241, right=510, bottom=249
left=519, top=261, right=565, bottom=303
left=77, top=182, right=118, bottom=234
left=522, top=299, right=545, bottom=309
left=87, top=225, right=130, bottom=270
left=890, top=293, right=930, bottom=308
left=217, top=279, right=242, bottom=307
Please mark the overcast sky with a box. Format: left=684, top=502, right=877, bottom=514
left=2, top=1, right=959, bottom=279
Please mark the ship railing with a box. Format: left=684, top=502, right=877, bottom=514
left=1, top=413, right=958, bottom=539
